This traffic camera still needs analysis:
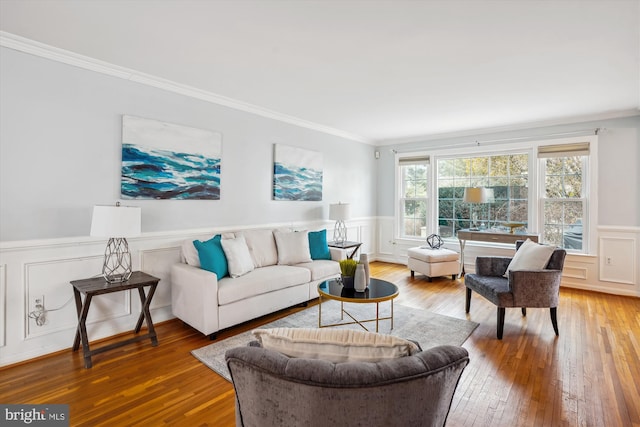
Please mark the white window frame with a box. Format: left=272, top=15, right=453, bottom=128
left=395, top=152, right=430, bottom=240
left=394, top=134, right=598, bottom=254
left=537, top=136, right=598, bottom=254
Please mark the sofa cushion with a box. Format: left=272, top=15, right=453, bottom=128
left=241, top=229, right=278, bottom=268
left=308, top=229, right=331, bottom=260
left=296, top=259, right=340, bottom=281
left=252, top=328, right=420, bottom=363
left=221, top=235, right=255, bottom=278
left=182, top=239, right=201, bottom=267
left=408, top=247, right=459, bottom=263
left=218, top=265, right=311, bottom=305
left=193, top=235, right=228, bottom=279
left=274, top=230, right=312, bottom=265
left=504, top=238, right=555, bottom=278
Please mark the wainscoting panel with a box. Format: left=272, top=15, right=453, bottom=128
left=599, top=236, right=636, bottom=285
left=0, top=219, right=378, bottom=366
left=24, top=256, right=129, bottom=340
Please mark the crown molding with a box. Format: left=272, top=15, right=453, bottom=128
left=375, top=109, right=640, bottom=146
left=0, top=31, right=371, bottom=144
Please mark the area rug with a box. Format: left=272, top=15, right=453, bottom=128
left=191, top=300, right=478, bottom=381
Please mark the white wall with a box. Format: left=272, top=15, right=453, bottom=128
left=0, top=46, right=378, bottom=365
left=374, top=116, right=640, bottom=297
left=0, top=47, right=377, bottom=241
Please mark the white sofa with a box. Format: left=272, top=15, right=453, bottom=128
left=171, top=228, right=342, bottom=338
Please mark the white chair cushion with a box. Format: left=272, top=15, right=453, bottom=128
left=252, top=328, right=420, bottom=363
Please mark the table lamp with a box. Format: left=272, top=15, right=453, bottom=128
left=463, top=187, right=487, bottom=230
left=90, top=203, right=141, bottom=283
left=329, top=202, right=350, bottom=244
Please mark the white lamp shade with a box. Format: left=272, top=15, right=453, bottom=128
left=90, top=205, right=141, bottom=238
left=463, top=187, right=488, bottom=204
left=329, top=203, right=351, bottom=221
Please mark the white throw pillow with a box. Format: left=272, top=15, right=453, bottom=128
left=273, top=230, right=312, bottom=265
left=504, top=239, right=555, bottom=277
left=220, top=235, right=255, bottom=278
left=252, top=328, right=420, bottom=363
left=181, top=239, right=201, bottom=267
left=240, top=229, right=278, bottom=268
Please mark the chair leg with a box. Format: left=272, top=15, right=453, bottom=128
left=497, top=307, right=505, bottom=339
left=465, top=288, right=471, bottom=313
left=521, top=307, right=527, bottom=316
left=410, top=270, right=414, bottom=278
left=550, top=307, right=559, bottom=336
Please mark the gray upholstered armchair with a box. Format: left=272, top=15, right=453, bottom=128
left=464, top=240, right=566, bottom=339
left=225, top=343, right=469, bottom=427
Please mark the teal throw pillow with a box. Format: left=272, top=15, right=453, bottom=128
left=308, top=229, right=331, bottom=260
left=193, top=235, right=228, bottom=279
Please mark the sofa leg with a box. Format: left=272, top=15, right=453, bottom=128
left=465, top=288, right=471, bottom=313
left=521, top=307, right=527, bottom=316
left=209, top=333, right=217, bottom=341
left=299, top=301, right=308, bottom=308
left=550, top=307, right=559, bottom=336
left=410, top=270, right=415, bottom=278
left=427, top=276, right=432, bottom=282
left=451, top=274, right=456, bottom=280
left=497, top=307, right=505, bottom=339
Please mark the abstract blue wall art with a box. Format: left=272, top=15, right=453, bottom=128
left=273, top=144, right=323, bottom=201
left=121, top=115, right=222, bottom=200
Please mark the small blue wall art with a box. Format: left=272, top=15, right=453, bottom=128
left=273, top=144, right=323, bottom=201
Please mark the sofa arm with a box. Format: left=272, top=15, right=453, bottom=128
left=329, top=247, right=347, bottom=261
left=475, top=256, right=512, bottom=276
left=171, top=263, right=220, bottom=336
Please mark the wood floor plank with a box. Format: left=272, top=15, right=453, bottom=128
left=1, top=261, right=639, bottom=426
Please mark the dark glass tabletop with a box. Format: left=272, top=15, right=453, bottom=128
left=318, top=278, right=399, bottom=303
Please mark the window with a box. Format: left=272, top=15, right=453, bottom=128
left=539, top=143, right=589, bottom=251
left=395, top=135, right=596, bottom=253
left=437, top=153, right=529, bottom=238
left=398, top=156, right=429, bottom=238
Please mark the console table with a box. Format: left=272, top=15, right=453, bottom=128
left=71, top=271, right=160, bottom=368
left=458, top=229, right=539, bottom=276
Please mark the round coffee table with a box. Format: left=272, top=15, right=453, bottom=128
left=317, top=278, right=399, bottom=332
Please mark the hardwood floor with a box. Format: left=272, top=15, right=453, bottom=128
left=1, top=261, right=639, bottom=426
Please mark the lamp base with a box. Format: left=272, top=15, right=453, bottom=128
left=102, top=238, right=133, bottom=283
left=333, top=220, right=347, bottom=245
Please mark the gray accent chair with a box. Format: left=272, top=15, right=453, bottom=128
left=225, top=343, right=469, bottom=427
left=464, top=240, right=566, bottom=339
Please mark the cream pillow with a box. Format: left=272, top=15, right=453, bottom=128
left=181, top=239, right=201, bottom=267
left=273, top=230, right=312, bottom=265
left=220, top=235, right=255, bottom=278
left=240, top=229, right=278, bottom=267
left=504, top=239, right=555, bottom=277
left=252, top=328, right=420, bottom=363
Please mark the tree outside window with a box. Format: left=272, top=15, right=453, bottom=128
left=542, top=156, right=585, bottom=250
left=437, top=154, right=529, bottom=238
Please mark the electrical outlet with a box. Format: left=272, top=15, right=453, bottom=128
left=31, top=295, right=45, bottom=313
left=606, top=257, right=612, bottom=265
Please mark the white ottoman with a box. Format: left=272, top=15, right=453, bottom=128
left=407, top=247, right=460, bottom=282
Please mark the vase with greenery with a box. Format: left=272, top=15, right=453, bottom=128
left=339, top=259, right=358, bottom=289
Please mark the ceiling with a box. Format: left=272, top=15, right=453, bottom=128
left=1, top=0, right=638, bottom=144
